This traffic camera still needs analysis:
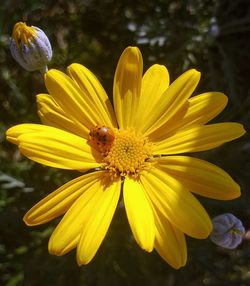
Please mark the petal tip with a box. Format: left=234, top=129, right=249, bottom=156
left=23, top=215, right=32, bottom=226
left=143, top=245, right=154, bottom=253
left=241, top=125, right=247, bottom=135
left=45, top=68, right=63, bottom=82
left=122, top=46, right=142, bottom=61
left=198, top=222, right=213, bottom=239
left=76, top=254, right=90, bottom=266
left=192, top=68, right=201, bottom=78
left=45, top=68, right=55, bottom=77
left=48, top=240, right=62, bottom=256
left=231, top=123, right=247, bottom=138
left=23, top=212, right=40, bottom=226
left=228, top=183, right=241, bottom=200
left=170, top=260, right=187, bottom=270
left=67, top=62, right=82, bottom=72
left=6, top=127, right=20, bottom=145
left=125, top=46, right=140, bottom=52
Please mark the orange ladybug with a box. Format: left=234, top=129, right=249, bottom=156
left=88, top=125, right=115, bottom=154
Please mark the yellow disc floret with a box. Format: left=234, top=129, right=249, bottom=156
left=12, top=22, right=37, bottom=48
left=103, top=129, right=152, bottom=178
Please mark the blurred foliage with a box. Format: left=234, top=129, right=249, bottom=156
left=0, top=0, right=250, bottom=285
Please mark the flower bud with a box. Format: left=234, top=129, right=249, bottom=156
left=210, top=213, right=245, bottom=249
left=9, top=22, right=52, bottom=73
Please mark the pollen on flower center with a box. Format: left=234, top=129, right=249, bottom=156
left=12, top=22, right=37, bottom=48
left=103, top=129, right=152, bottom=177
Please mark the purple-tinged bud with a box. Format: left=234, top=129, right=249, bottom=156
left=210, top=213, right=245, bottom=249
left=10, top=22, right=52, bottom=74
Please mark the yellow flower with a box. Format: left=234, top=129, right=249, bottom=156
left=6, top=47, right=245, bottom=269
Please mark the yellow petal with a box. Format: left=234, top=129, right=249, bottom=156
left=77, top=179, right=121, bottom=265
left=48, top=177, right=112, bottom=256
left=67, top=63, right=117, bottom=128
left=153, top=123, right=246, bottom=154
left=45, top=69, right=114, bottom=138
left=7, top=124, right=101, bottom=170
left=123, top=178, right=155, bottom=252
left=185, top=92, right=228, bottom=125
left=135, top=64, right=169, bottom=131
left=157, top=156, right=241, bottom=200
left=150, top=92, right=228, bottom=141
left=153, top=207, right=187, bottom=269
left=24, top=170, right=104, bottom=225
left=142, top=69, right=201, bottom=136
left=49, top=176, right=120, bottom=257
left=140, top=168, right=212, bottom=239
left=37, top=93, right=86, bottom=137
left=6, top=123, right=42, bottom=144
left=113, top=47, right=143, bottom=129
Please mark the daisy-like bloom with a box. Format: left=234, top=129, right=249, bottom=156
left=6, top=47, right=245, bottom=269
left=10, top=22, right=52, bottom=73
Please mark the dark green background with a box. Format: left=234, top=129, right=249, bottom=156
left=1, top=0, right=250, bottom=285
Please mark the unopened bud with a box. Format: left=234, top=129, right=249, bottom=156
left=9, top=22, right=52, bottom=74
left=210, top=213, right=245, bottom=249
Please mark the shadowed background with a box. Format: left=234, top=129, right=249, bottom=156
left=0, top=0, right=250, bottom=285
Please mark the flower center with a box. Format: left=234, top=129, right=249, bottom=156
left=12, top=22, right=37, bottom=48
left=103, top=129, right=152, bottom=178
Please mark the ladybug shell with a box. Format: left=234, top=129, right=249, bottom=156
left=88, top=126, right=114, bottom=153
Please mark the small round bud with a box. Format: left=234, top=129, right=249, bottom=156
left=210, top=213, right=245, bottom=249
left=9, top=22, right=52, bottom=73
